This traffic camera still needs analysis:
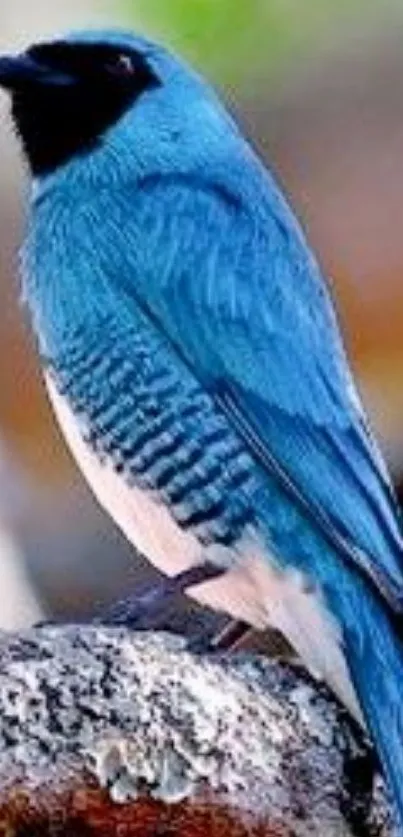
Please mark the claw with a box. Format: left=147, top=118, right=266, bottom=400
left=211, top=619, right=252, bottom=651
left=98, top=563, right=226, bottom=630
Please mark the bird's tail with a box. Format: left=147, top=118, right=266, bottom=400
left=337, top=575, right=403, bottom=834
left=256, top=475, right=403, bottom=827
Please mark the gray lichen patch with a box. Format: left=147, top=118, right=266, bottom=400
left=0, top=626, right=393, bottom=836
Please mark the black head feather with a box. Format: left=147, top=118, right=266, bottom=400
left=1, top=40, right=160, bottom=175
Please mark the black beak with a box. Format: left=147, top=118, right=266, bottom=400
left=0, top=53, right=74, bottom=90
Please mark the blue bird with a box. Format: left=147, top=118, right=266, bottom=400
left=1, top=28, right=403, bottom=827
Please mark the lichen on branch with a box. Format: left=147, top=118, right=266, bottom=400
left=0, top=626, right=393, bottom=836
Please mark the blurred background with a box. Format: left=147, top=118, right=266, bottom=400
left=0, top=0, right=402, bottom=629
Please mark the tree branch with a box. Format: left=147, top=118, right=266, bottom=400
left=0, top=625, right=393, bottom=836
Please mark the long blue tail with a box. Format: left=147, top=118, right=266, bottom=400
left=260, top=486, right=403, bottom=832
left=334, top=572, right=403, bottom=833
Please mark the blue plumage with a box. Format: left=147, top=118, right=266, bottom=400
left=2, top=28, right=403, bottom=829
left=49, top=317, right=258, bottom=546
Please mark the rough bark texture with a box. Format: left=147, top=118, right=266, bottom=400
left=0, top=626, right=395, bottom=836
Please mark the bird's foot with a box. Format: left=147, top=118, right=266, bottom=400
left=34, top=565, right=251, bottom=655
left=185, top=618, right=252, bottom=654
left=210, top=619, right=252, bottom=651
left=33, top=565, right=223, bottom=631
left=98, top=564, right=252, bottom=656
left=34, top=619, right=56, bottom=629
left=98, top=563, right=226, bottom=631
left=100, top=566, right=252, bottom=654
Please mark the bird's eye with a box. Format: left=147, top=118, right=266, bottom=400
left=107, top=54, right=136, bottom=78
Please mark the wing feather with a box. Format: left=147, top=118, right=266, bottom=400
left=107, top=172, right=403, bottom=612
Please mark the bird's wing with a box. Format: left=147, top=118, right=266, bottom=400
left=114, top=173, right=403, bottom=611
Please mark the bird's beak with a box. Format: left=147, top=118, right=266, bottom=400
left=0, top=53, right=74, bottom=91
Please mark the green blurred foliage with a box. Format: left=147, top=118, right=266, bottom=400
left=126, top=0, right=369, bottom=84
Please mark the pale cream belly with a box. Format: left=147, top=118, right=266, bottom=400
left=45, top=373, right=362, bottom=723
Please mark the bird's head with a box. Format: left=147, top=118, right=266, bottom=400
left=0, top=29, right=233, bottom=183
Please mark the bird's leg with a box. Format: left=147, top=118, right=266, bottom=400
left=36, top=563, right=252, bottom=653
left=101, top=566, right=255, bottom=654
left=97, top=563, right=227, bottom=631
left=185, top=618, right=253, bottom=654
left=210, top=619, right=253, bottom=651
